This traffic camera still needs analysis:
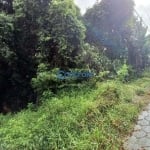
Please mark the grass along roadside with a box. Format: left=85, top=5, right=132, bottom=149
left=1, top=74, right=150, bottom=149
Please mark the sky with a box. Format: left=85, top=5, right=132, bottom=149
left=74, top=0, right=150, bottom=29
left=135, top=0, right=150, bottom=29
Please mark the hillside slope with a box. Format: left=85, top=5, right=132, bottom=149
left=1, top=73, right=150, bottom=150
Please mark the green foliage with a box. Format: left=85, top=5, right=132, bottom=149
left=142, top=35, right=150, bottom=67
left=82, top=43, right=112, bottom=73
left=39, top=0, right=86, bottom=68
left=98, top=71, right=110, bottom=80
left=142, top=68, right=150, bottom=78
left=1, top=0, right=150, bottom=149
left=0, top=0, right=150, bottom=112
left=117, top=64, right=129, bottom=82
left=31, top=63, right=96, bottom=101
left=84, top=0, right=134, bottom=60
left=0, top=13, right=14, bottom=61
left=1, top=76, right=150, bottom=149
left=31, top=64, right=60, bottom=96
left=84, top=0, right=150, bottom=71
left=136, top=89, right=145, bottom=96
left=127, top=16, right=148, bottom=70
left=92, top=71, right=110, bottom=83
left=0, top=0, right=87, bottom=110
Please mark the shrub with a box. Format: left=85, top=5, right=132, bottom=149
left=31, top=63, right=61, bottom=100
left=117, top=64, right=129, bottom=82
left=82, top=43, right=112, bottom=73
left=31, top=63, right=96, bottom=101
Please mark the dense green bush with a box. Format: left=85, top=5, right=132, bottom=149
left=31, top=63, right=96, bottom=101
left=117, top=64, right=129, bottom=82
left=82, top=43, right=112, bottom=73
left=31, top=64, right=60, bottom=99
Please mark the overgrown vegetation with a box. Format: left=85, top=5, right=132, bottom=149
left=0, top=0, right=150, bottom=111
left=1, top=0, right=150, bottom=149
left=1, top=70, right=150, bottom=149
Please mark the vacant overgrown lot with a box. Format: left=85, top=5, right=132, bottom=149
left=1, top=72, right=150, bottom=150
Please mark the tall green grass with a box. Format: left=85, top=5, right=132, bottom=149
left=1, top=72, right=150, bottom=150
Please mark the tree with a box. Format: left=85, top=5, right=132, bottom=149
left=84, top=0, right=135, bottom=60
left=38, top=0, right=86, bottom=69
left=0, top=0, right=86, bottom=112
left=125, top=17, right=147, bottom=70
left=0, top=13, right=16, bottom=111
left=0, top=0, right=53, bottom=111
left=142, top=35, right=150, bottom=67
